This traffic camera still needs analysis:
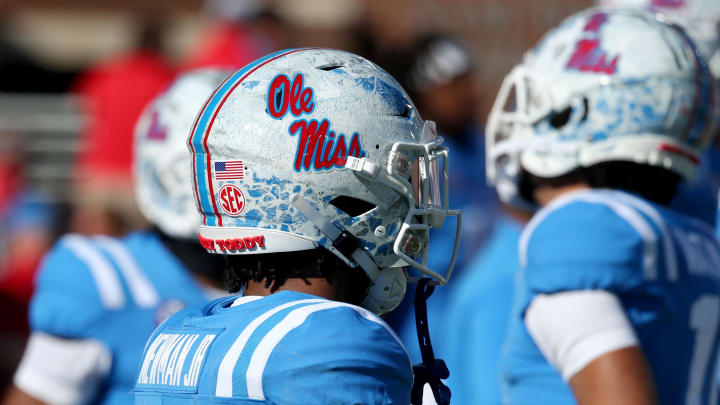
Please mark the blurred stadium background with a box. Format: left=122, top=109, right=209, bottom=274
left=0, top=0, right=593, bottom=393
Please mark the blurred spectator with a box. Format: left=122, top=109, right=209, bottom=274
left=273, top=0, right=364, bottom=52
left=71, top=14, right=174, bottom=236
left=381, top=33, right=499, bottom=364
left=182, top=0, right=288, bottom=71
left=402, top=33, right=497, bottom=269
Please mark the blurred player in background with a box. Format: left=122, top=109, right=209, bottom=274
left=134, top=48, right=460, bottom=405
left=1, top=69, right=229, bottom=405
left=70, top=13, right=175, bottom=237
left=383, top=33, right=498, bottom=365
left=0, top=134, right=59, bottom=394
left=440, top=206, right=530, bottom=405
left=486, top=7, right=720, bottom=405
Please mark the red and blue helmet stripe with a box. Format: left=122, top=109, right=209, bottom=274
left=188, top=48, right=311, bottom=227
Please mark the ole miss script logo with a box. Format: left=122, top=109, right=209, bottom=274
left=219, top=184, right=245, bottom=216
left=566, top=13, right=620, bottom=75
left=267, top=73, right=366, bottom=172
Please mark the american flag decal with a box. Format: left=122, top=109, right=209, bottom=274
left=214, top=160, right=245, bottom=180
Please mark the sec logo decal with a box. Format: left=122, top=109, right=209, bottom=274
left=219, top=184, right=246, bottom=216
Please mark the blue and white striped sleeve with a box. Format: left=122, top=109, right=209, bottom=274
left=29, top=235, right=123, bottom=337
left=254, top=302, right=413, bottom=405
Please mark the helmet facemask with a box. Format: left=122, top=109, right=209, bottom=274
left=346, top=120, right=461, bottom=286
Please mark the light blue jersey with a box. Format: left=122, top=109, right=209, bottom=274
left=501, top=189, right=720, bottom=405
left=441, top=217, right=522, bottom=405
left=134, top=291, right=413, bottom=405
left=30, top=231, right=214, bottom=405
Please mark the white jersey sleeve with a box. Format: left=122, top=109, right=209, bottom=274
left=14, top=332, right=112, bottom=405
left=525, top=289, right=639, bottom=381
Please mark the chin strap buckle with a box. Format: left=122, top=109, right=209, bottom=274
left=410, top=278, right=451, bottom=405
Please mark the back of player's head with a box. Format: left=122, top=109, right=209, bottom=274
left=224, top=248, right=372, bottom=306
left=486, top=7, right=717, bottom=208
left=189, top=48, right=461, bottom=314
left=134, top=69, right=232, bottom=239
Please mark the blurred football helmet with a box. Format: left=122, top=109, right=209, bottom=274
left=597, top=0, right=720, bottom=76
left=486, top=8, right=716, bottom=208
left=189, top=48, right=461, bottom=314
left=134, top=69, right=232, bottom=239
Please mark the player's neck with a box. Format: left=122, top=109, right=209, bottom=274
left=243, top=278, right=339, bottom=301
left=534, top=182, right=590, bottom=207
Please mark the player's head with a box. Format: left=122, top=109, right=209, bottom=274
left=404, top=34, right=478, bottom=137
left=190, top=48, right=461, bottom=314
left=486, top=7, right=717, bottom=208
left=134, top=69, right=232, bottom=239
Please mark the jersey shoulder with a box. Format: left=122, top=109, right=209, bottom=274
left=260, top=300, right=413, bottom=405
left=136, top=293, right=412, bottom=405
left=520, top=189, right=662, bottom=295
left=30, top=232, right=163, bottom=337
left=30, top=234, right=112, bottom=337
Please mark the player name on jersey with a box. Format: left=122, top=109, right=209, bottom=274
left=672, top=228, right=720, bottom=280
left=137, top=331, right=218, bottom=389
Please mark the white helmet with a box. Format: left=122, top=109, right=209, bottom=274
left=189, top=48, right=461, bottom=314
left=486, top=7, right=716, bottom=208
left=597, top=0, right=720, bottom=76
left=134, top=69, right=232, bottom=239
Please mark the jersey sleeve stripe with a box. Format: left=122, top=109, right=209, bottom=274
left=582, top=195, right=659, bottom=281
left=62, top=235, right=126, bottom=309
left=599, top=190, right=679, bottom=281
left=245, top=302, right=411, bottom=401
left=94, top=236, right=160, bottom=308
left=214, top=298, right=327, bottom=397
left=519, top=190, right=660, bottom=280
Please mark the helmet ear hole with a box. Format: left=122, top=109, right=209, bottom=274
left=329, top=196, right=377, bottom=217
left=549, top=106, right=573, bottom=129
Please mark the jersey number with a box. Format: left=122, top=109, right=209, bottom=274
left=687, top=295, right=720, bottom=405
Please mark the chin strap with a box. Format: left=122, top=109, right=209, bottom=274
left=290, top=194, right=379, bottom=280
left=411, top=278, right=451, bottom=405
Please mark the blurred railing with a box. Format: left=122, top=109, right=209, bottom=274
left=0, top=93, right=85, bottom=200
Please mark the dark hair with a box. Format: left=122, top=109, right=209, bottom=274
left=406, top=34, right=472, bottom=99
left=155, top=227, right=227, bottom=285
left=521, top=161, right=683, bottom=206
left=224, top=248, right=371, bottom=305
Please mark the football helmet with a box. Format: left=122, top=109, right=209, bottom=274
left=189, top=48, right=461, bottom=314
left=597, top=0, right=720, bottom=76
left=486, top=7, right=716, bottom=208
left=134, top=69, right=232, bottom=239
